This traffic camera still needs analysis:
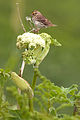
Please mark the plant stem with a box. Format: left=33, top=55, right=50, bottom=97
left=73, top=104, right=77, bottom=116
left=16, top=3, right=26, bottom=33
left=29, top=67, right=38, bottom=112
left=19, top=60, right=25, bottom=77
left=17, top=60, right=25, bottom=109
left=32, top=68, right=38, bottom=90
left=18, top=59, right=25, bottom=95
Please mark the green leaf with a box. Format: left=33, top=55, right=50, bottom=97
left=52, top=39, right=62, bottom=46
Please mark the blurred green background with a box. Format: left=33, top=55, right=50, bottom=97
left=0, top=0, right=80, bottom=87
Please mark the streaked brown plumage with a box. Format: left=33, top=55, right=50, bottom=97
left=31, top=10, right=56, bottom=32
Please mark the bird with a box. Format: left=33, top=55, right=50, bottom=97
left=30, top=10, right=57, bottom=32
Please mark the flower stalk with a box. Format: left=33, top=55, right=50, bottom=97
left=29, top=67, right=38, bottom=112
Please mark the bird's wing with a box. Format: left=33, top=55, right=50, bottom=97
left=36, top=15, right=53, bottom=26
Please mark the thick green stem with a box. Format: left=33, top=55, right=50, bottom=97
left=29, top=99, right=33, bottom=112
left=29, top=67, right=38, bottom=112
left=32, top=68, right=38, bottom=90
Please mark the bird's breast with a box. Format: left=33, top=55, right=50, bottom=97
left=32, top=17, right=46, bottom=28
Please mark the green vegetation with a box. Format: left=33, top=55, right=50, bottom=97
left=0, top=33, right=80, bottom=119
left=0, top=0, right=80, bottom=119
left=0, top=68, right=80, bottom=120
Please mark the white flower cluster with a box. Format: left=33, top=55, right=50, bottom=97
left=16, top=32, right=45, bottom=49
left=16, top=32, right=61, bottom=66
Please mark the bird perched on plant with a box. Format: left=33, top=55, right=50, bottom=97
left=26, top=10, right=57, bottom=32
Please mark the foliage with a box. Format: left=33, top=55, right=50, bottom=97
left=0, top=32, right=80, bottom=120
left=0, top=68, right=80, bottom=120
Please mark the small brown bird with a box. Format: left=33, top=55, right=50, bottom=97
left=30, top=10, right=56, bottom=32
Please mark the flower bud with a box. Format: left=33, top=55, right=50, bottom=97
left=11, top=72, right=34, bottom=98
